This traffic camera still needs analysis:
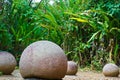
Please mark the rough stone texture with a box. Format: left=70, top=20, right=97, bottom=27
left=0, top=51, right=17, bottom=75
left=66, top=61, right=78, bottom=75
left=103, top=63, right=119, bottom=77
left=19, top=40, right=67, bottom=79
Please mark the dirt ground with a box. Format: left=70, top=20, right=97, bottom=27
left=0, top=70, right=120, bottom=80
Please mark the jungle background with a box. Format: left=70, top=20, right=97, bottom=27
left=0, top=0, right=120, bottom=70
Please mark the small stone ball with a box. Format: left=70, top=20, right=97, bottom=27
left=19, top=40, right=67, bottom=79
left=66, top=61, right=78, bottom=75
left=103, top=63, right=119, bottom=77
left=0, top=51, right=17, bottom=74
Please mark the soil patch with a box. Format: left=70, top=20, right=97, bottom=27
left=0, top=70, right=120, bottom=80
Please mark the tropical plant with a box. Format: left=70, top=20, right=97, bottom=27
left=66, top=0, right=120, bottom=68
left=0, top=0, right=120, bottom=69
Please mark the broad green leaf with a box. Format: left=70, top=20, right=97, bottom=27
left=44, top=12, right=58, bottom=27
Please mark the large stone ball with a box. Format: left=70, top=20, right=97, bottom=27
left=66, top=61, right=78, bottom=75
left=103, top=63, right=119, bottom=77
left=0, top=51, right=17, bottom=75
left=19, top=40, right=67, bottom=79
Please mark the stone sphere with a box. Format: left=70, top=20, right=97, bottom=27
left=66, top=61, right=78, bottom=75
left=19, top=40, right=67, bottom=79
left=0, top=51, right=17, bottom=74
left=103, top=63, right=119, bottom=77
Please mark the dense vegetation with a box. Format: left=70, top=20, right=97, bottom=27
left=0, top=0, right=120, bottom=70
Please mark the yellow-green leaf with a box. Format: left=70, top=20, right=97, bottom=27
left=70, top=17, right=88, bottom=23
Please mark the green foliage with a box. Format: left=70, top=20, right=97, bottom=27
left=0, top=72, right=3, bottom=76
left=65, top=0, right=120, bottom=68
left=0, top=26, right=12, bottom=51
left=0, top=0, right=120, bottom=70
